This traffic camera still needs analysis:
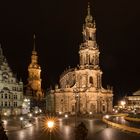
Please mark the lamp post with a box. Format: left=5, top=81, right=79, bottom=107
left=73, top=88, right=79, bottom=127
left=20, top=117, right=23, bottom=128
left=65, top=114, right=68, bottom=125
left=47, top=120, right=54, bottom=140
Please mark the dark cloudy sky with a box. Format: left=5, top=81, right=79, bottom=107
left=0, top=0, right=140, bottom=103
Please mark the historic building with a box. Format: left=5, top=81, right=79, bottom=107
left=124, top=90, right=140, bottom=111
left=0, top=45, right=23, bottom=116
left=25, top=35, right=44, bottom=112
left=46, top=4, right=113, bottom=114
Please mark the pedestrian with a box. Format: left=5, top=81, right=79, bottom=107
left=75, top=122, right=88, bottom=140
left=0, top=121, right=8, bottom=140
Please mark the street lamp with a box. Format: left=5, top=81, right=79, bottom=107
left=65, top=114, right=68, bottom=125
left=29, top=113, right=32, bottom=118
left=59, top=111, right=62, bottom=115
left=20, top=117, right=24, bottom=128
left=73, top=88, right=79, bottom=127
left=42, top=116, right=58, bottom=140
left=89, top=112, right=92, bottom=118
left=47, top=120, right=54, bottom=140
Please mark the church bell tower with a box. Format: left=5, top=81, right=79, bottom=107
left=79, top=3, right=100, bottom=69
left=27, top=35, right=43, bottom=100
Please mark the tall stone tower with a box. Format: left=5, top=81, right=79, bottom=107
left=27, top=35, right=43, bottom=100
left=79, top=4, right=99, bottom=69
left=76, top=3, right=102, bottom=89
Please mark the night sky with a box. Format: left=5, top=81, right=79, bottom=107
left=0, top=0, right=140, bottom=104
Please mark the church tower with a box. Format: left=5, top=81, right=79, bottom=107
left=47, top=3, right=113, bottom=114
left=76, top=3, right=102, bottom=89
left=79, top=3, right=99, bottom=69
left=27, top=35, right=42, bottom=100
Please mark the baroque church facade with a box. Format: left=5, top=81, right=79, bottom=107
left=0, top=46, right=23, bottom=116
left=46, top=4, right=113, bottom=114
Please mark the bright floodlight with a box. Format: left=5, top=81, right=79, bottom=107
left=47, top=121, right=54, bottom=129
left=65, top=114, right=68, bottom=118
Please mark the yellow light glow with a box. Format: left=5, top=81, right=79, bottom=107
left=120, top=101, right=126, bottom=106
left=104, top=115, right=109, bottom=119
left=89, top=112, right=92, bottom=115
left=47, top=121, right=54, bottom=129
left=41, top=116, right=58, bottom=133
left=20, top=117, right=23, bottom=121
left=4, top=112, right=7, bottom=116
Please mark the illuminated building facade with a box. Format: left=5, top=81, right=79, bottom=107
left=47, top=4, right=113, bottom=114
left=0, top=45, right=23, bottom=116
left=125, top=90, right=140, bottom=111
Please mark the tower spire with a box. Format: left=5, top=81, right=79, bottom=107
left=87, top=2, right=90, bottom=16
left=79, top=2, right=99, bottom=69
left=33, top=34, right=36, bottom=51
left=85, top=2, right=93, bottom=24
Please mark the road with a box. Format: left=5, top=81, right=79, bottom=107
left=7, top=117, right=140, bottom=140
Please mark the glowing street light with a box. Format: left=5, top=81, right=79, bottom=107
left=65, top=114, right=68, bottom=125
left=35, top=111, right=38, bottom=114
left=47, top=120, right=54, bottom=140
left=120, top=100, right=126, bottom=111
left=47, top=121, right=54, bottom=129
left=104, top=115, right=110, bottom=119
left=65, top=114, right=68, bottom=118
left=28, top=113, right=32, bottom=118
left=121, top=101, right=126, bottom=106
left=39, top=109, right=42, bottom=113
left=42, top=116, right=58, bottom=140
left=20, top=117, right=24, bottom=128
left=89, top=112, right=92, bottom=115
left=4, top=112, right=7, bottom=116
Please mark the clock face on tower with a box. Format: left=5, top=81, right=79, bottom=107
left=2, top=72, right=9, bottom=80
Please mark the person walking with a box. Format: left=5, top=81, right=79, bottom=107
left=75, top=122, right=88, bottom=140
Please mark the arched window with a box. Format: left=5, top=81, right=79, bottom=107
left=5, top=94, right=7, bottom=99
left=89, top=77, right=93, bottom=84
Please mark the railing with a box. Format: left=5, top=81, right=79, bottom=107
left=103, top=117, right=140, bottom=134
left=125, top=116, right=140, bottom=122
